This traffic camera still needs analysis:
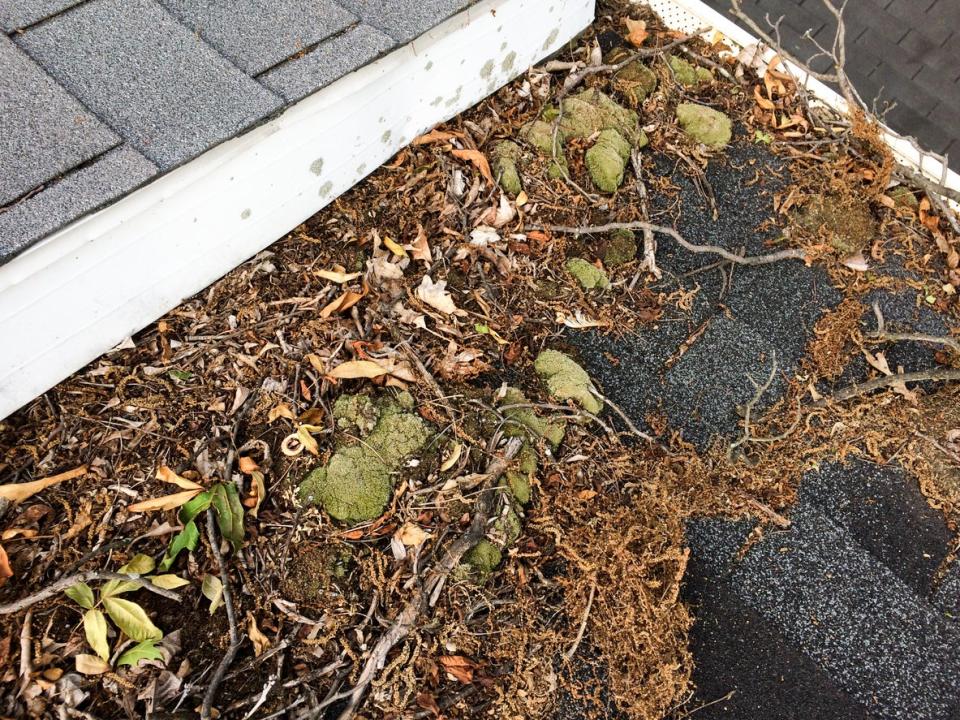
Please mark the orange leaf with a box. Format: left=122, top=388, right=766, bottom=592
left=577, top=489, right=598, bottom=500
left=0, top=465, right=87, bottom=503
left=0, top=544, right=13, bottom=587
left=412, top=129, right=462, bottom=145
left=238, top=456, right=260, bottom=474
left=623, top=18, right=649, bottom=47
left=156, top=465, right=203, bottom=491
left=753, top=85, right=776, bottom=111
left=128, top=489, right=202, bottom=513
left=438, top=655, right=477, bottom=684
left=409, top=223, right=432, bottom=265
left=450, top=149, right=494, bottom=186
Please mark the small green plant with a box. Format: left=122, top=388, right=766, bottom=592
left=159, top=482, right=246, bottom=571
left=64, top=554, right=189, bottom=674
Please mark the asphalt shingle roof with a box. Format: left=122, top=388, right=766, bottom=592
left=0, top=0, right=479, bottom=265
left=0, top=35, right=118, bottom=206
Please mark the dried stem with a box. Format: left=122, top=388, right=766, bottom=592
left=0, top=571, right=183, bottom=615
left=870, top=302, right=960, bottom=353
left=815, top=368, right=960, bottom=405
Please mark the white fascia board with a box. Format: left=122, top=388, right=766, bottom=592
left=644, top=0, right=960, bottom=194
left=0, top=0, right=595, bottom=419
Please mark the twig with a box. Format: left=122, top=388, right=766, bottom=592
left=814, top=368, right=960, bottom=405
left=18, top=609, right=32, bottom=695
left=727, top=352, right=778, bottom=461
left=543, top=222, right=806, bottom=266
left=0, top=571, right=183, bottom=614
left=629, top=151, right=661, bottom=283
left=590, top=390, right=673, bottom=455
left=331, top=439, right=522, bottom=720
left=200, top=510, right=242, bottom=720
left=564, top=577, right=596, bottom=661
left=870, top=302, right=960, bottom=353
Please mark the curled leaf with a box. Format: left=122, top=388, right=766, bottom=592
left=0, top=465, right=87, bottom=503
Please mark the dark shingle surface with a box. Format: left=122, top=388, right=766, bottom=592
left=0, top=145, right=157, bottom=263
left=156, top=0, right=356, bottom=75
left=15, top=0, right=283, bottom=170
left=0, top=35, right=119, bottom=206
left=703, top=0, right=960, bottom=166
left=337, top=0, right=474, bottom=43
left=259, top=23, right=395, bottom=102
left=0, top=0, right=83, bottom=31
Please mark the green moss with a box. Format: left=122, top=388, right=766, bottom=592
left=614, top=60, right=658, bottom=102
left=889, top=185, right=919, bottom=208
left=534, top=349, right=603, bottom=415
left=502, top=443, right=536, bottom=505
left=500, top=387, right=566, bottom=449
left=675, top=102, right=731, bottom=149
left=300, top=395, right=431, bottom=523
left=601, top=229, right=638, bottom=267
left=519, top=120, right=568, bottom=178
left=564, top=89, right=645, bottom=148
left=492, top=140, right=523, bottom=196
left=667, top=55, right=712, bottom=87
left=493, top=506, right=522, bottom=546
left=333, top=393, right=379, bottom=433
left=566, top=257, right=611, bottom=289
left=463, top=540, right=502, bottom=575
left=558, top=96, right=603, bottom=139
left=585, top=128, right=632, bottom=193
left=299, top=446, right=392, bottom=523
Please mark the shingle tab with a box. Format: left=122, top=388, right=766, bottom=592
left=0, top=0, right=83, bottom=31
left=337, top=0, right=474, bottom=43
left=259, top=24, right=395, bottom=103
left=156, top=0, right=356, bottom=76
left=15, top=0, right=283, bottom=170
left=0, top=35, right=119, bottom=206
left=0, top=145, right=158, bottom=264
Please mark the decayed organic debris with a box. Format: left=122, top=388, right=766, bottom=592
left=0, top=1, right=958, bottom=719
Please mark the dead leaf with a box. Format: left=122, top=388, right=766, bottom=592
left=75, top=655, right=110, bottom=676
left=315, top=269, right=362, bottom=284
left=1, top=528, right=37, bottom=540
left=0, top=545, right=12, bottom=587
left=438, top=655, right=477, bottom=684
left=0, top=466, right=87, bottom=504
left=439, top=442, right=463, bottom=472
left=268, top=402, right=295, bottom=423
left=155, top=466, right=203, bottom=491
left=492, top=193, right=516, bottom=228
left=841, top=252, right=869, bottom=272
left=246, top=613, right=271, bottom=657
left=577, top=490, right=598, bottom=500
left=753, top=84, right=776, bottom=111
left=328, top=359, right=390, bottom=380
left=416, top=276, right=461, bottom=315
left=128, top=489, right=203, bottom=513
left=320, top=289, right=366, bottom=318
left=238, top=456, right=259, bottom=474
left=412, top=129, right=462, bottom=145
left=409, top=224, right=432, bottom=265
left=383, top=236, right=408, bottom=257
left=623, top=18, right=648, bottom=47
left=396, top=523, right=430, bottom=547
left=450, top=148, right=494, bottom=186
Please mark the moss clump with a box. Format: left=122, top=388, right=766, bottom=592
left=600, top=229, right=638, bottom=267
left=889, top=185, right=919, bottom=208
left=463, top=540, right=502, bottom=575
left=519, top=120, right=567, bottom=178
left=610, top=52, right=658, bottom=104
left=667, top=55, right=712, bottom=87
left=333, top=393, right=379, bottom=433
left=299, top=394, right=430, bottom=523
left=534, top=349, right=603, bottom=415
left=798, top=195, right=877, bottom=254
left=585, top=128, right=633, bottom=193
left=563, top=89, right=646, bottom=148
left=566, top=257, right=611, bottom=290
left=502, top=443, right=537, bottom=505
left=492, top=140, right=523, bottom=196
left=676, top=102, right=731, bottom=149
left=500, top=387, right=566, bottom=448
left=298, top=447, right=392, bottom=523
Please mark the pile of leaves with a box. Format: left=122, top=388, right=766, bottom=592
left=0, top=1, right=957, bottom=718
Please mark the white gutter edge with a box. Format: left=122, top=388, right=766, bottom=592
left=0, top=0, right=595, bottom=419
left=645, top=0, right=960, bottom=195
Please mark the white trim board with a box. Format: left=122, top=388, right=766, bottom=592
left=644, top=0, right=960, bottom=195
left=0, top=0, right=595, bottom=420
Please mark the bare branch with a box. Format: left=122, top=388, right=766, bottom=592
left=814, top=368, right=960, bottom=405
left=0, top=571, right=183, bottom=615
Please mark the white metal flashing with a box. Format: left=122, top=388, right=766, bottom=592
left=0, top=0, right=594, bottom=419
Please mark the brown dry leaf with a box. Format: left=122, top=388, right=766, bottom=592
left=412, top=129, right=462, bottom=145
left=438, top=655, right=477, bottom=684
left=128, top=489, right=203, bottom=513
left=327, top=359, right=390, bottom=380
left=0, top=544, right=13, bottom=587
left=75, top=655, right=110, bottom=676
left=238, top=456, right=259, bottom=474
left=623, top=18, right=648, bottom=47
left=268, top=402, right=296, bottom=423
left=242, top=471, right=266, bottom=516
left=416, top=275, right=461, bottom=315
left=320, top=289, right=366, bottom=319
left=753, top=85, right=776, bottom=111
left=246, top=613, right=271, bottom=657
left=315, top=269, right=362, bottom=284
left=297, top=425, right=321, bottom=456
left=577, top=489, right=598, bottom=500
left=382, top=236, right=407, bottom=257
left=156, top=466, right=203, bottom=491
left=409, top=223, right=432, bottom=265
left=0, top=465, right=87, bottom=503
left=862, top=349, right=918, bottom=402
left=396, top=523, right=430, bottom=547
left=1, top=528, right=37, bottom=540
left=450, top=148, right=494, bottom=186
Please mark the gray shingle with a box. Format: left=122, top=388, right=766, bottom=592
left=259, top=23, right=395, bottom=103
left=15, top=0, right=283, bottom=170
left=0, top=145, right=157, bottom=264
left=0, top=0, right=84, bottom=31
left=156, top=0, right=356, bottom=76
left=0, top=35, right=118, bottom=206
left=337, top=0, right=475, bottom=43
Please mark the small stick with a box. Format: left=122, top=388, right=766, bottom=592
left=0, top=571, right=183, bottom=614
left=564, top=578, right=596, bottom=661
left=18, top=609, right=32, bottom=695
left=814, top=368, right=960, bottom=405
left=201, top=510, right=242, bottom=720
left=870, top=302, right=960, bottom=353
left=542, top=222, right=806, bottom=266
